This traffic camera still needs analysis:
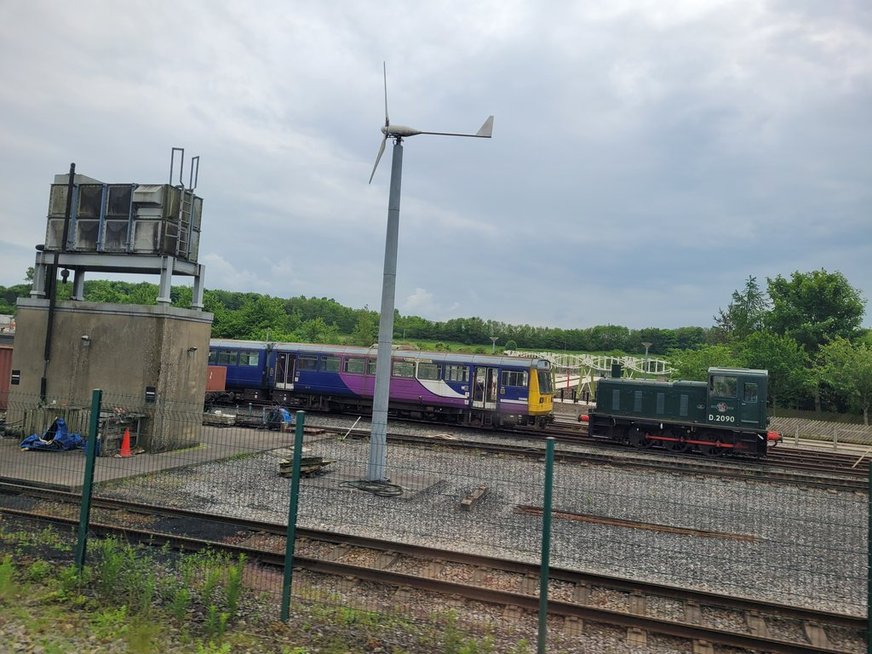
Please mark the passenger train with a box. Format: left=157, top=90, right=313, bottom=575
left=207, top=339, right=554, bottom=428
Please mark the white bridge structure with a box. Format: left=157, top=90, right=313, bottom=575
left=505, top=351, right=673, bottom=398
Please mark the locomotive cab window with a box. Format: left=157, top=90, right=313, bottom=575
left=501, top=370, right=528, bottom=387
left=417, top=363, right=441, bottom=381
left=392, top=361, right=415, bottom=378
left=710, top=374, right=737, bottom=398
left=537, top=370, right=552, bottom=393
left=743, top=382, right=758, bottom=403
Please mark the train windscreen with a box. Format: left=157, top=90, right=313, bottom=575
left=537, top=370, right=553, bottom=393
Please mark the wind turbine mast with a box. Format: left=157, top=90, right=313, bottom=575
left=366, top=63, right=493, bottom=482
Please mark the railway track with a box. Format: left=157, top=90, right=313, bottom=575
left=309, top=422, right=868, bottom=492
left=214, top=408, right=870, bottom=486
left=0, top=486, right=862, bottom=653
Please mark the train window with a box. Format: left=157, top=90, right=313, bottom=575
left=208, top=350, right=218, bottom=364
left=680, top=394, right=689, bottom=416
left=611, top=389, right=620, bottom=410
left=537, top=370, right=552, bottom=393
left=633, top=391, right=642, bottom=412
left=711, top=374, right=737, bottom=398
left=417, top=363, right=441, bottom=381
left=240, top=352, right=259, bottom=366
left=445, top=365, right=469, bottom=382
left=344, top=358, right=367, bottom=374
left=321, top=356, right=340, bottom=372
left=215, top=350, right=238, bottom=365
left=299, top=356, right=318, bottom=371
left=656, top=392, right=665, bottom=415
left=743, top=382, right=758, bottom=403
left=501, top=370, right=528, bottom=387
left=368, top=359, right=377, bottom=375
left=392, top=361, right=415, bottom=378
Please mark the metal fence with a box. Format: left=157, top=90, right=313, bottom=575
left=0, top=389, right=867, bottom=648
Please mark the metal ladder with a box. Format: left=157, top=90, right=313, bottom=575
left=169, top=149, right=199, bottom=259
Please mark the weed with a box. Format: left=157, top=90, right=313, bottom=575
left=91, top=605, right=130, bottom=640
left=0, top=555, right=16, bottom=601
left=204, top=603, right=229, bottom=640
left=225, top=554, right=246, bottom=615
left=196, top=641, right=232, bottom=654
left=26, top=559, right=53, bottom=583
left=170, top=585, right=192, bottom=622
left=56, top=564, right=86, bottom=601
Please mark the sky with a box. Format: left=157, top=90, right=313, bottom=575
left=1, top=1, right=870, bottom=330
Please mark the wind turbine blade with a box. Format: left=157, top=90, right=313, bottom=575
left=368, top=136, right=387, bottom=184
left=476, top=115, right=494, bottom=138
left=382, top=61, right=390, bottom=127
left=417, top=116, right=495, bottom=139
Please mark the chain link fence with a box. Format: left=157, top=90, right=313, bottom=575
left=0, top=390, right=867, bottom=645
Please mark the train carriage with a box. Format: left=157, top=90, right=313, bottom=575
left=208, top=340, right=554, bottom=427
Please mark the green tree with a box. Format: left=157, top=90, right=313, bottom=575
left=740, top=332, right=810, bottom=408
left=714, top=275, right=769, bottom=342
left=766, top=270, right=866, bottom=353
left=296, top=317, right=339, bottom=344
left=816, top=338, right=872, bottom=425
left=350, top=309, right=378, bottom=346
left=669, top=345, right=743, bottom=381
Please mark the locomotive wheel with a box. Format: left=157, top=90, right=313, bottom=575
left=628, top=427, right=645, bottom=448
left=664, top=438, right=688, bottom=453
left=663, top=429, right=688, bottom=453
left=698, top=439, right=722, bottom=457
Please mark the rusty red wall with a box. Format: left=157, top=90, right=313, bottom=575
left=0, top=346, right=12, bottom=411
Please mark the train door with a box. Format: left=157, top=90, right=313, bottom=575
left=738, top=378, right=762, bottom=426
left=275, top=353, right=295, bottom=390
left=472, top=367, right=499, bottom=410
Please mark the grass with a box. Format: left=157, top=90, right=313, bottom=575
left=0, top=521, right=531, bottom=653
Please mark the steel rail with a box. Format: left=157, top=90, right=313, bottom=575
left=0, top=505, right=855, bottom=654
left=0, top=485, right=861, bottom=629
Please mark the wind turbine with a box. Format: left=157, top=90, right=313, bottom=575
left=366, top=63, right=493, bottom=482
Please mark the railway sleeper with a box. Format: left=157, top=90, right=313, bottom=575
left=745, top=610, right=768, bottom=637
left=627, top=627, right=647, bottom=647
left=629, top=591, right=646, bottom=615
left=562, top=616, right=584, bottom=637
left=803, top=621, right=830, bottom=649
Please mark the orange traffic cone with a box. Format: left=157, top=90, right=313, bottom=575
left=118, top=428, right=132, bottom=458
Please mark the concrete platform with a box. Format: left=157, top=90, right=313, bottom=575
left=0, top=427, right=310, bottom=492
left=0, top=427, right=446, bottom=500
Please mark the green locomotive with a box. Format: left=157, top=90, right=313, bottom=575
left=582, top=366, right=782, bottom=457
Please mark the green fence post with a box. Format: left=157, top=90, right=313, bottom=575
left=75, top=388, right=102, bottom=571
left=281, top=411, right=305, bottom=621
left=537, top=437, right=556, bottom=654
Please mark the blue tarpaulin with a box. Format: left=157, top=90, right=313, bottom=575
left=20, top=417, right=85, bottom=452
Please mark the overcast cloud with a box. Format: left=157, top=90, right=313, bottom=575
left=1, top=1, right=870, bottom=329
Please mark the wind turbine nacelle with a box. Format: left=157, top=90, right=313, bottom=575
left=383, top=125, right=422, bottom=137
